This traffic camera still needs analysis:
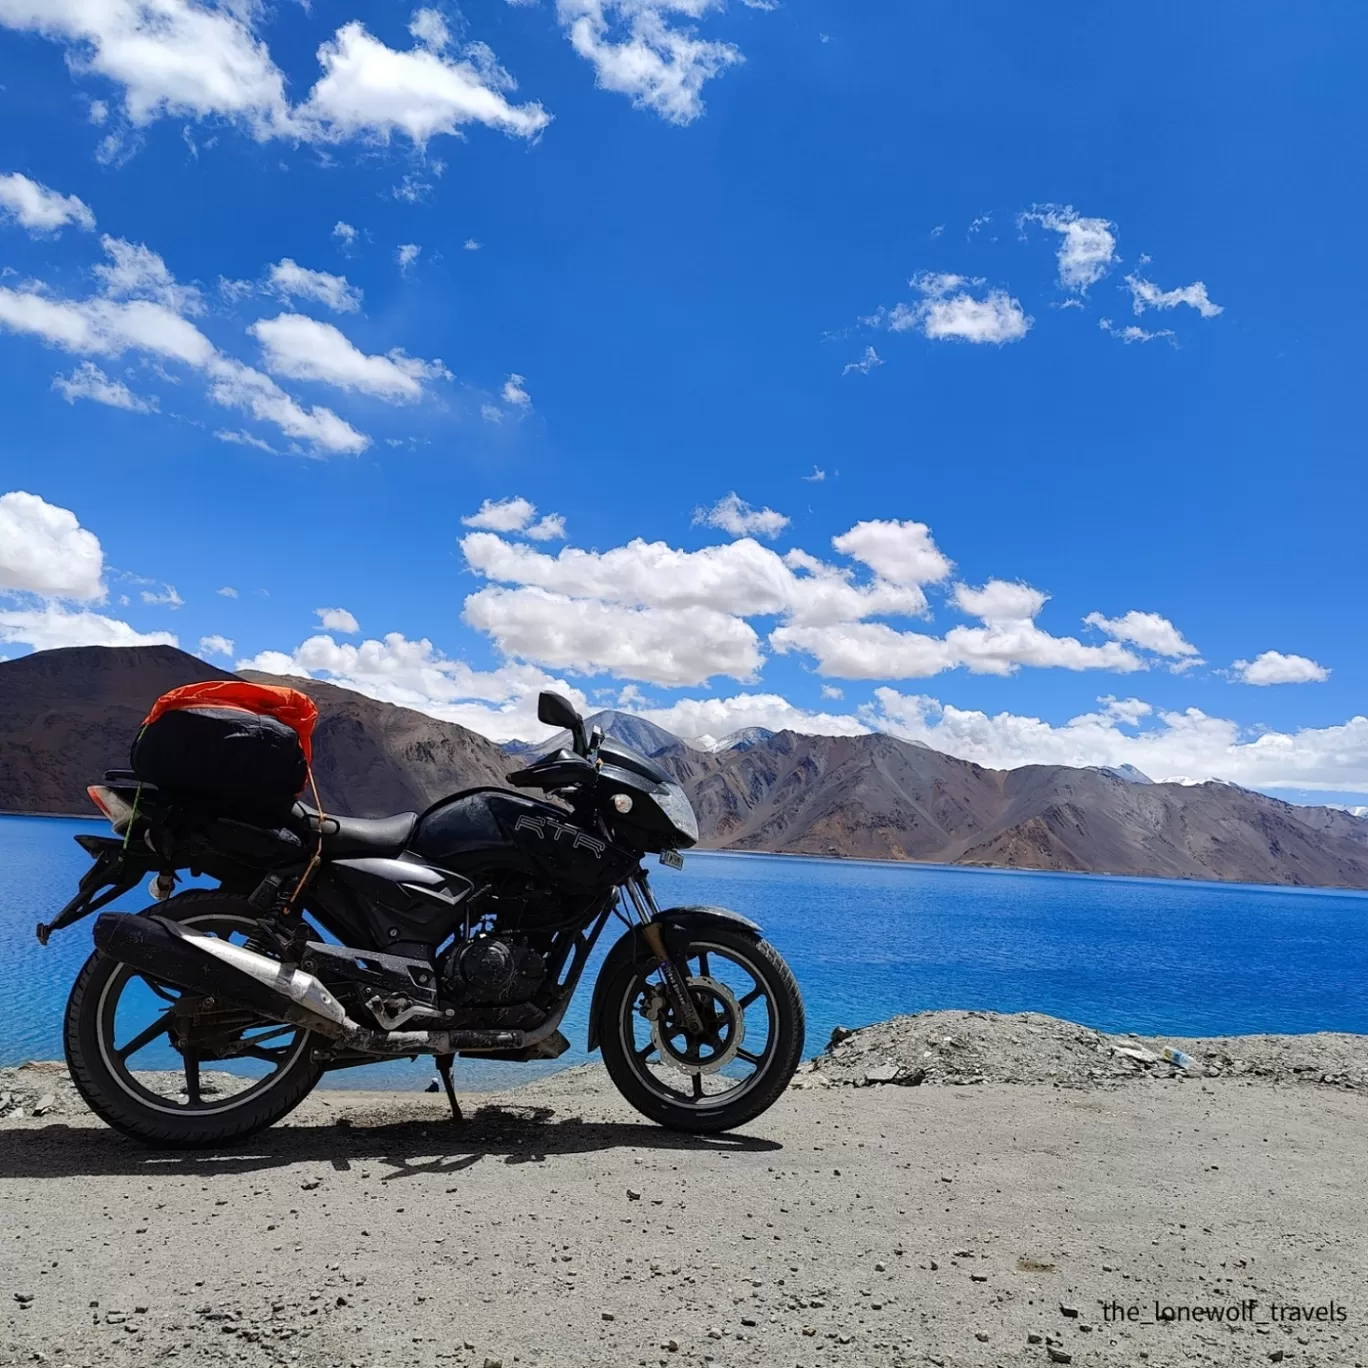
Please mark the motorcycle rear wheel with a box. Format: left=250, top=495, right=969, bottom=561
left=597, top=926, right=805, bottom=1134
left=64, top=890, right=327, bottom=1148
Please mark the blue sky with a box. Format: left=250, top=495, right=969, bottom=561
left=0, top=0, right=1365, bottom=804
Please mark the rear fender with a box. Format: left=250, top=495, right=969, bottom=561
left=586, top=904, right=762, bottom=1052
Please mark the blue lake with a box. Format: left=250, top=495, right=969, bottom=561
left=4, top=814, right=1367, bottom=1091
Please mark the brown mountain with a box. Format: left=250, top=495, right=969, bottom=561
left=3, top=646, right=1368, bottom=888
left=0, top=646, right=511, bottom=819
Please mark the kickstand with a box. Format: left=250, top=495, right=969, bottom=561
left=434, top=1052, right=463, bottom=1123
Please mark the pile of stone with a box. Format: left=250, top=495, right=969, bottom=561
left=794, top=1008, right=1368, bottom=1091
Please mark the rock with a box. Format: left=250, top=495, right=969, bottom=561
left=14, top=1293, right=34, bottom=1304
left=975, top=1332, right=989, bottom=1342
left=1047, top=1350, right=1072, bottom=1364
left=601, top=1312, right=614, bottom=1321
left=32, top=1094, right=55, bottom=1117
left=1027, top=1332, right=1043, bottom=1344
left=829, top=1025, right=855, bottom=1047
left=1060, top=1304, right=1080, bottom=1318
left=483, top=1359, right=503, bottom=1368
left=874, top=1262, right=886, bottom=1272
left=1268, top=1353, right=1285, bottom=1363
left=299, top=1179, right=322, bottom=1191
left=864, top=1063, right=900, bottom=1085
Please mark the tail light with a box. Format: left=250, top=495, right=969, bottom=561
left=87, top=785, right=135, bottom=833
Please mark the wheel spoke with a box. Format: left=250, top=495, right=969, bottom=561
left=691, top=1073, right=704, bottom=1099
left=737, top=986, right=764, bottom=1010
left=115, top=1009, right=173, bottom=1062
left=633, top=1039, right=657, bottom=1063
left=736, top=1047, right=763, bottom=1066
left=696, top=950, right=710, bottom=978
left=182, top=1051, right=202, bottom=1105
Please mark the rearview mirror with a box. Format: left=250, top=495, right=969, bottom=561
left=537, top=691, right=588, bottom=755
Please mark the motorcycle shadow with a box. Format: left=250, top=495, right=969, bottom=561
left=0, top=1103, right=783, bottom=1181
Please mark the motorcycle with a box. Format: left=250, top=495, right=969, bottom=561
left=37, top=691, right=805, bottom=1147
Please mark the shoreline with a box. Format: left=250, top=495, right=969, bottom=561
left=8, top=809, right=1368, bottom=896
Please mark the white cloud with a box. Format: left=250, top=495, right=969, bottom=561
left=139, top=583, right=183, bottom=607
left=52, top=360, right=156, bottom=412
left=831, top=518, right=952, bottom=586
left=556, top=0, right=741, bottom=125
left=267, top=259, right=362, bottom=313
left=333, top=221, right=358, bottom=245
left=772, top=579, right=1144, bottom=680
left=199, top=633, right=233, bottom=657
left=1019, top=205, right=1117, bottom=292
left=1099, top=317, right=1174, bottom=345
left=408, top=8, right=452, bottom=52
left=803, top=466, right=826, bottom=482
left=397, top=243, right=422, bottom=272
left=94, top=235, right=203, bottom=314
left=0, top=3, right=551, bottom=152
left=463, top=496, right=537, bottom=532
left=871, top=689, right=1368, bottom=795
left=391, top=173, right=433, bottom=204
left=1126, top=273, right=1222, bottom=318
left=501, top=372, right=531, bottom=406
left=0, top=0, right=293, bottom=134
left=249, top=313, right=448, bottom=401
left=316, top=606, right=360, bottom=634
left=462, top=529, right=927, bottom=626
left=526, top=513, right=566, bottom=541
left=0, top=172, right=95, bottom=235
left=297, top=20, right=551, bottom=145
left=1232, top=651, right=1329, bottom=686
left=463, top=585, right=764, bottom=686
left=820, top=684, right=843, bottom=700
left=632, top=692, right=869, bottom=746
left=843, top=345, right=883, bottom=376
left=1085, top=609, right=1200, bottom=660
left=216, top=585, right=238, bottom=598
left=214, top=427, right=277, bottom=453
left=0, top=602, right=175, bottom=651
left=463, top=238, right=482, bottom=251
left=0, top=490, right=105, bottom=599
left=694, top=492, right=789, bottom=540
left=875, top=272, right=1031, bottom=345
left=0, top=241, right=367, bottom=454
left=480, top=402, right=504, bottom=423
left=236, top=630, right=588, bottom=744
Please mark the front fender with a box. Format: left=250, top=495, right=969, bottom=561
left=586, top=904, right=762, bottom=1052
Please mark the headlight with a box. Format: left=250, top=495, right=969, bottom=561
left=653, top=782, right=698, bottom=844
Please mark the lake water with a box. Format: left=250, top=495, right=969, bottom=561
left=4, top=814, right=1368, bottom=1091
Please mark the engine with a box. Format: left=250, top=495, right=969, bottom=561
left=442, top=935, right=547, bottom=1006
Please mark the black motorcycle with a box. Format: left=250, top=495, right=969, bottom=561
left=38, top=691, right=805, bottom=1146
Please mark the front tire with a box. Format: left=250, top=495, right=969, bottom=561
left=64, top=890, right=327, bottom=1148
left=597, top=927, right=804, bottom=1134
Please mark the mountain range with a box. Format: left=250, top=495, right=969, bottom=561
left=3, top=644, right=1367, bottom=890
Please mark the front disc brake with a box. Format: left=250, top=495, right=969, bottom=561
left=647, top=975, right=745, bottom=1075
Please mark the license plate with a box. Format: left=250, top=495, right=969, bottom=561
left=659, top=849, right=684, bottom=870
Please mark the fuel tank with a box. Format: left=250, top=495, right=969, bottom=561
left=411, top=788, right=634, bottom=893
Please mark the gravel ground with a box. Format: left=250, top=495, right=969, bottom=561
left=4, top=1012, right=1368, bottom=1368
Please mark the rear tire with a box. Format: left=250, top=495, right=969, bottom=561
left=64, top=890, right=327, bottom=1148
left=597, top=927, right=804, bottom=1134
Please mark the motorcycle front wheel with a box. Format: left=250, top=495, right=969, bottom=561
left=597, top=926, right=805, bottom=1134
left=64, top=890, right=327, bottom=1148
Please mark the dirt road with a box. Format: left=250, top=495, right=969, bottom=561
left=3, top=1044, right=1366, bottom=1368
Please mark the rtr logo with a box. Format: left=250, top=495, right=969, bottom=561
left=514, top=814, right=607, bottom=858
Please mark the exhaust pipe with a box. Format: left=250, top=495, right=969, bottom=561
left=91, top=913, right=532, bottom=1057
left=94, top=913, right=348, bottom=1037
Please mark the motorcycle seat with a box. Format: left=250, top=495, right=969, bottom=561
left=293, top=804, right=418, bottom=859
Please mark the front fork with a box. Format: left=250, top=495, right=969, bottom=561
left=621, top=873, right=705, bottom=1035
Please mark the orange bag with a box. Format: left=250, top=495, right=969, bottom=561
left=142, top=681, right=319, bottom=765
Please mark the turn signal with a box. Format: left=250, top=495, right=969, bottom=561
left=612, top=793, right=634, bottom=814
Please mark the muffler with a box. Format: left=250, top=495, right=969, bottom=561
left=91, top=913, right=532, bottom=1057
left=93, top=913, right=348, bottom=1037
